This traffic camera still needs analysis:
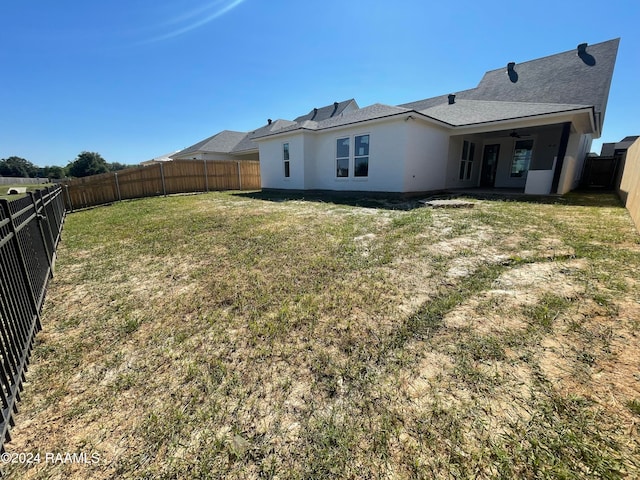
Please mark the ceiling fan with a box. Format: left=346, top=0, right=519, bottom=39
left=509, top=129, right=532, bottom=139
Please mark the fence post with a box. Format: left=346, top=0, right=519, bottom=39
left=160, top=163, right=167, bottom=196
left=114, top=172, right=122, bottom=202
left=64, top=184, right=74, bottom=212
left=237, top=162, right=242, bottom=190
left=31, top=192, right=54, bottom=279
left=204, top=159, right=209, bottom=193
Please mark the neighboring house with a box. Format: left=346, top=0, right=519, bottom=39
left=140, top=151, right=180, bottom=166
left=600, top=136, right=639, bottom=157
left=592, top=135, right=640, bottom=190
left=252, top=39, right=619, bottom=196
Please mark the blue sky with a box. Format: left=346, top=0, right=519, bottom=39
left=1, top=0, right=638, bottom=167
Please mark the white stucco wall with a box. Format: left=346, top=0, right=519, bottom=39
left=297, top=120, right=411, bottom=192
left=557, top=132, right=590, bottom=194
left=259, top=133, right=305, bottom=190
left=303, top=133, right=316, bottom=189
left=259, top=118, right=454, bottom=193
left=573, top=133, right=592, bottom=189
left=404, top=120, right=450, bottom=192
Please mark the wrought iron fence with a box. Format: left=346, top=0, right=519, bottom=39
left=0, top=186, right=65, bottom=451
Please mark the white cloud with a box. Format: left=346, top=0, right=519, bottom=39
left=142, top=0, right=246, bottom=44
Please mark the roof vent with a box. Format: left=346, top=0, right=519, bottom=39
left=311, top=108, right=318, bottom=120
left=507, top=62, right=518, bottom=83
left=267, top=119, right=272, bottom=125
left=577, top=42, right=595, bottom=66
left=448, top=94, right=456, bottom=105
left=331, top=101, right=339, bottom=116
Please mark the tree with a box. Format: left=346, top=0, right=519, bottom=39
left=0, top=156, right=39, bottom=177
left=40, top=165, right=67, bottom=179
left=67, top=151, right=110, bottom=177
left=109, top=162, right=129, bottom=172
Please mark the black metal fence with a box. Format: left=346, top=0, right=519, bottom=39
left=0, top=186, right=65, bottom=451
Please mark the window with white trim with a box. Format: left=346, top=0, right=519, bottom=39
left=336, top=138, right=350, bottom=177
left=336, top=134, right=369, bottom=178
left=459, top=140, right=475, bottom=180
left=283, top=143, right=290, bottom=178
left=354, top=135, right=369, bottom=177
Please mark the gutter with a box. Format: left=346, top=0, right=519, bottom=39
left=251, top=110, right=454, bottom=142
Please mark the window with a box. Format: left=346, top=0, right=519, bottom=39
left=511, top=139, right=533, bottom=177
left=354, top=135, right=369, bottom=177
left=336, top=135, right=369, bottom=178
left=283, top=143, right=290, bottom=178
left=459, top=140, right=475, bottom=180
left=336, top=138, right=350, bottom=177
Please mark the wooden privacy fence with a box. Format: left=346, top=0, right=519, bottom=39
left=62, top=160, right=261, bottom=210
left=617, top=139, right=640, bottom=232
left=0, top=186, right=66, bottom=450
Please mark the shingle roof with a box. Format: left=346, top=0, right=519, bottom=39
left=294, top=99, right=358, bottom=122
left=600, top=135, right=640, bottom=155
left=401, top=38, right=619, bottom=131
left=231, top=119, right=298, bottom=153
left=174, top=40, right=619, bottom=150
left=172, top=130, right=247, bottom=157
left=252, top=104, right=411, bottom=139
left=420, top=99, right=592, bottom=127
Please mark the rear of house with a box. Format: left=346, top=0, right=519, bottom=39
left=255, top=38, right=618, bottom=196
left=168, top=39, right=618, bottom=197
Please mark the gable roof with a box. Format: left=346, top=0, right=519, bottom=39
left=172, top=130, right=247, bottom=157
left=402, top=38, right=619, bottom=133
left=173, top=41, right=619, bottom=150
left=140, top=151, right=179, bottom=166
left=294, top=99, right=358, bottom=123
left=254, top=104, right=412, bottom=138
left=231, top=119, right=298, bottom=153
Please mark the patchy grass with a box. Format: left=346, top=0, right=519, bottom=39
left=0, top=183, right=53, bottom=199
left=4, top=191, right=640, bottom=479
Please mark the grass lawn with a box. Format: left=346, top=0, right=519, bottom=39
left=0, top=183, right=54, bottom=199
left=4, top=191, right=640, bottom=479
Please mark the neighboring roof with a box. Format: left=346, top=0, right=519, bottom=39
left=172, top=130, right=247, bottom=157
left=140, top=151, right=178, bottom=166
left=419, top=99, right=592, bottom=127
left=402, top=38, right=619, bottom=132
left=600, top=135, right=640, bottom=156
left=294, top=99, right=358, bottom=123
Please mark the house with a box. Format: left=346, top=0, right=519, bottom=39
left=140, top=151, right=180, bottom=166
left=251, top=38, right=619, bottom=196
left=600, top=136, right=639, bottom=157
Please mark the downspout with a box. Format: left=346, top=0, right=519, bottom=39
left=551, top=122, right=572, bottom=194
